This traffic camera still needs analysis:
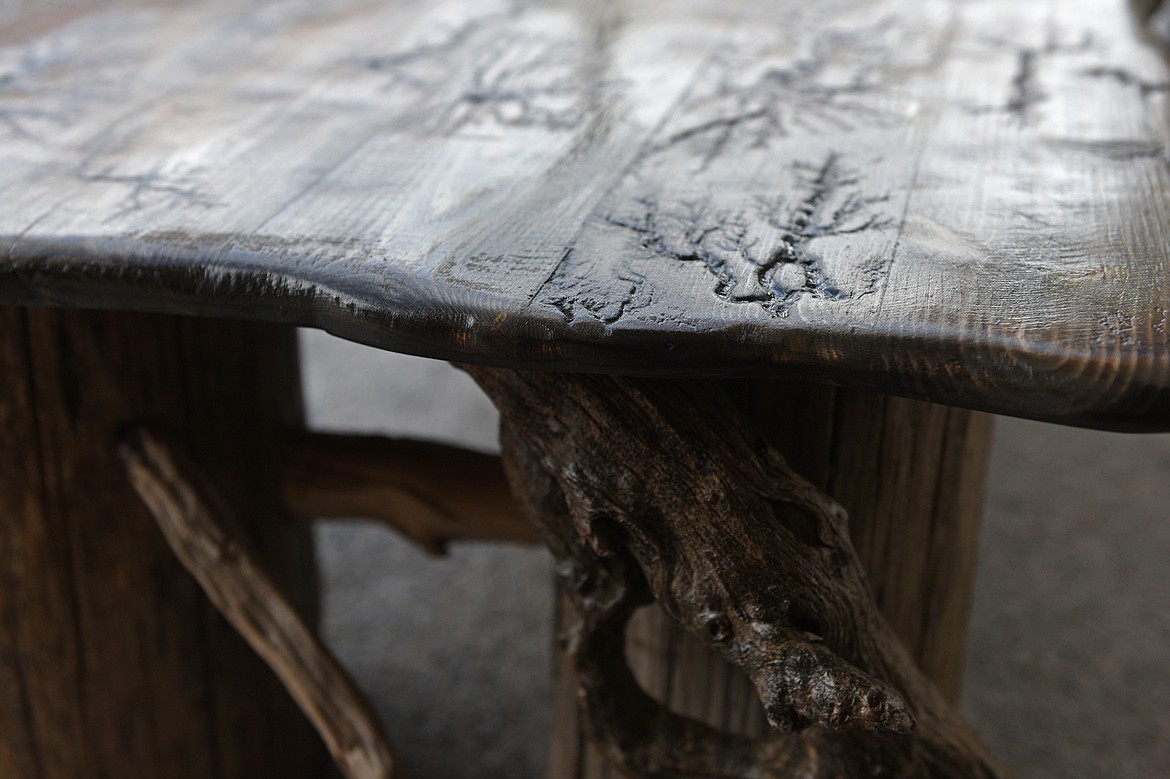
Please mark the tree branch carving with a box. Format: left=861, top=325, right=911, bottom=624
left=465, top=367, right=1013, bottom=778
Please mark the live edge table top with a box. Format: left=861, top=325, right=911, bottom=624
left=3, top=0, right=1170, bottom=430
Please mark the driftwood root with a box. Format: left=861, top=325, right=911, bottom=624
left=465, top=367, right=1012, bottom=779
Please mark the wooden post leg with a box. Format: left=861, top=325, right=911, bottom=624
left=550, top=383, right=995, bottom=777
left=726, top=381, right=993, bottom=701
left=0, top=308, right=325, bottom=779
left=464, top=368, right=1004, bottom=779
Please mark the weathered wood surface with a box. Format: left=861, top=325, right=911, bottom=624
left=0, top=308, right=324, bottom=779
left=122, top=426, right=397, bottom=779
left=547, top=382, right=993, bottom=778
left=280, top=432, right=537, bottom=553
left=468, top=367, right=1009, bottom=778
left=2, top=0, right=1170, bottom=429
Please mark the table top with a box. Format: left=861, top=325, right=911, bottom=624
left=2, top=0, right=1169, bottom=430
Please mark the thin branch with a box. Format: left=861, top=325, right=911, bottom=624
left=120, top=426, right=397, bottom=779
left=280, top=432, right=536, bottom=555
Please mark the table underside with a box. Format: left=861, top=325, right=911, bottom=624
left=2, top=0, right=1170, bottom=429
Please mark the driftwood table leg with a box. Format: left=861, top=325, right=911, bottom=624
left=465, top=367, right=1007, bottom=779
left=121, top=427, right=396, bottom=779
left=549, top=382, right=995, bottom=778
left=0, top=308, right=324, bottom=779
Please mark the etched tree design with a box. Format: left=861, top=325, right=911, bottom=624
left=0, top=17, right=144, bottom=141
left=78, top=167, right=221, bottom=218
left=363, top=8, right=595, bottom=134
left=602, top=154, right=892, bottom=317
left=651, top=16, right=906, bottom=168
left=967, top=27, right=1095, bottom=125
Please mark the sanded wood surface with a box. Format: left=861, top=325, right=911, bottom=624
left=2, top=0, right=1169, bottom=428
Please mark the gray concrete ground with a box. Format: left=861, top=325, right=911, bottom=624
left=301, top=328, right=1170, bottom=779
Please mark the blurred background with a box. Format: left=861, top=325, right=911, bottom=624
left=301, top=328, right=1170, bottom=779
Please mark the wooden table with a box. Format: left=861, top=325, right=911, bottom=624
left=2, top=0, right=1167, bottom=776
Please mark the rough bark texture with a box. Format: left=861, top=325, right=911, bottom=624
left=0, top=307, right=324, bottom=779
left=547, top=382, right=994, bottom=779
left=727, top=381, right=994, bottom=703
left=466, top=367, right=1006, bottom=779
left=122, top=427, right=396, bottom=779
left=280, top=432, right=537, bottom=554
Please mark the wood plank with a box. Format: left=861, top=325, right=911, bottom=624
left=2, top=0, right=1169, bottom=429
left=0, top=308, right=324, bottom=779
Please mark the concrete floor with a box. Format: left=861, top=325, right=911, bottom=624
left=301, top=328, right=1170, bottom=779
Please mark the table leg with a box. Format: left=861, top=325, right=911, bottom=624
left=465, top=368, right=1006, bottom=778
left=0, top=308, right=324, bottom=779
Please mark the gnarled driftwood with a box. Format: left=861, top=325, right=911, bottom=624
left=465, top=366, right=1011, bottom=778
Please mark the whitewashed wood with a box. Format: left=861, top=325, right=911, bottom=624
left=1, top=0, right=1168, bottom=429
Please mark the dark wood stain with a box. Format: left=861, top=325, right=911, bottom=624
left=0, top=307, right=325, bottom=779
left=470, top=366, right=1010, bottom=778
left=1, top=0, right=1169, bottom=430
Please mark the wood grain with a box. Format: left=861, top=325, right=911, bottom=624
left=0, top=308, right=324, bottom=779
left=0, top=0, right=1168, bottom=429
left=280, top=431, right=537, bottom=553
left=469, top=367, right=1009, bottom=778
left=548, top=383, right=993, bottom=778
left=122, top=426, right=397, bottom=779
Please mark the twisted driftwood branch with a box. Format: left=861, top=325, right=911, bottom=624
left=120, top=426, right=397, bottom=779
left=280, top=432, right=536, bottom=554
left=465, top=366, right=1012, bottom=778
